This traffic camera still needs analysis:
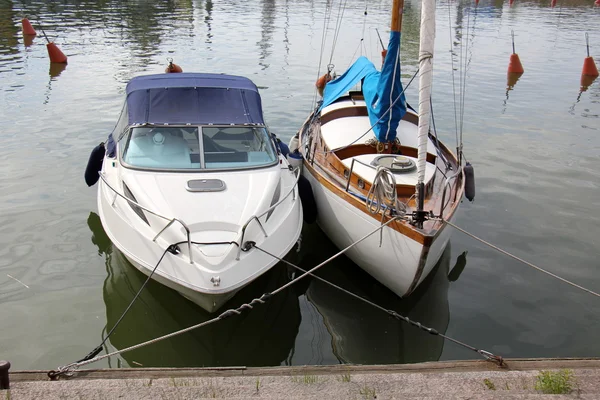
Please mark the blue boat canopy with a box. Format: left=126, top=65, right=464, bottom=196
left=124, top=73, right=265, bottom=126
left=320, top=31, right=407, bottom=143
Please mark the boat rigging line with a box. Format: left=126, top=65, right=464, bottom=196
left=49, top=217, right=404, bottom=379
left=447, top=0, right=460, bottom=152
left=439, top=219, right=600, bottom=299
left=312, top=0, right=335, bottom=108
left=251, top=244, right=504, bottom=368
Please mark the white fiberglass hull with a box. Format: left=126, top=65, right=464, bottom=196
left=98, top=157, right=303, bottom=313
left=303, top=167, right=453, bottom=298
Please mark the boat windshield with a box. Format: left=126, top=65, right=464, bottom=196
left=121, top=126, right=277, bottom=170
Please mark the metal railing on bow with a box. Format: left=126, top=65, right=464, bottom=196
left=236, top=167, right=301, bottom=260
left=98, top=173, right=194, bottom=263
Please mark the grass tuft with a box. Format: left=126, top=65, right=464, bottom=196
left=535, top=369, right=574, bottom=394
left=291, top=374, right=321, bottom=384
left=359, top=384, right=377, bottom=399
left=483, top=378, right=496, bottom=390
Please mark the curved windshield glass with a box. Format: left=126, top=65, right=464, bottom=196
left=121, top=126, right=277, bottom=170
left=202, top=126, right=276, bottom=169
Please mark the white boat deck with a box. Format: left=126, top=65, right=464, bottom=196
left=320, top=99, right=437, bottom=187
left=320, top=100, right=437, bottom=156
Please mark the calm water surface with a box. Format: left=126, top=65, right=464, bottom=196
left=0, top=0, right=599, bottom=370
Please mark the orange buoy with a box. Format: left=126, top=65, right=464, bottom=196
left=596, top=0, right=600, bottom=6
left=381, top=49, right=388, bottom=65
left=315, top=72, right=333, bottom=96
left=508, top=53, right=524, bottom=74
left=508, top=31, right=524, bottom=74
left=21, top=18, right=36, bottom=35
left=551, top=0, right=557, bottom=7
left=315, top=73, right=332, bottom=89
left=165, top=58, right=183, bottom=73
left=509, top=0, right=514, bottom=6
left=582, top=34, right=599, bottom=77
left=47, top=42, right=67, bottom=63
left=582, top=57, right=599, bottom=77
left=475, top=0, right=480, bottom=5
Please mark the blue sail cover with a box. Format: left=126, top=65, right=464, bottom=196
left=125, top=73, right=265, bottom=126
left=320, top=31, right=407, bottom=143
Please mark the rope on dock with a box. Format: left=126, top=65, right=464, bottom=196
left=49, top=217, right=402, bottom=380
left=442, top=219, right=600, bottom=298
left=252, top=245, right=505, bottom=368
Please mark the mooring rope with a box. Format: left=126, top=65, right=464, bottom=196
left=49, top=217, right=402, bottom=379
left=442, top=220, right=600, bottom=298
left=251, top=245, right=504, bottom=367
left=73, top=243, right=178, bottom=365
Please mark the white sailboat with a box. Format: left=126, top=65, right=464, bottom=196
left=88, top=73, right=303, bottom=312
left=290, top=0, right=467, bottom=298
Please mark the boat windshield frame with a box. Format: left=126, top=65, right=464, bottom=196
left=117, top=123, right=279, bottom=173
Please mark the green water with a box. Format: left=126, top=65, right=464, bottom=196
left=0, top=0, right=599, bottom=370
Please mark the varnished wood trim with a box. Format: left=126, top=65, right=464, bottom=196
left=321, top=106, right=368, bottom=125
left=321, top=105, right=419, bottom=127
left=303, top=158, right=433, bottom=246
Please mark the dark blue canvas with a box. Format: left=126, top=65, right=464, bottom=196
left=125, top=73, right=265, bottom=126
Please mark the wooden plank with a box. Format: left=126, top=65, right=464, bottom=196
left=11, top=358, right=600, bottom=382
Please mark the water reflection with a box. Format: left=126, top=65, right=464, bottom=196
left=204, top=0, right=214, bottom=45
left=299, top=224, right=451, bottom=365
left=258, top=0, right=276, bottom=70
left=87, top=212, right=301, bottom=368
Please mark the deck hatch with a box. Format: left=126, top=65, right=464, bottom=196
left=186, top=179, right=226, bottom=192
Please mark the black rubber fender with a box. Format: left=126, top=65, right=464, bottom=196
left=298, top=174, right=318, bottom=224
left=85, top=142, right=106, bottom=187
left=464, top=162, right=475, bottom=202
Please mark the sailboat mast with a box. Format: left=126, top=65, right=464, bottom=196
left=391, top=0, right=405, bottom=33
left=415, top=0, right=436, bottom=228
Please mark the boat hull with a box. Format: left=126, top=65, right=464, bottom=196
left=97, top=164, right=303, bottom=313
left=120, top=253, right=237, bottom=312
left=303, top=163, right=454, bottom=298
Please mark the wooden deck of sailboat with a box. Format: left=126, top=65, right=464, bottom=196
left=300, top=94, right=464, bottom=248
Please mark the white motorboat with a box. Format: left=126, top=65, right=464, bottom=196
left=290, top=0, right=471, bottom=298
left=87, top=73, right=303, bottom=312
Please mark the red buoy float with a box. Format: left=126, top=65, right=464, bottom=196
left=21, top=18, right=36, bottom=35
left=508, top=31, right=524, bottom=74
left=315, top=72, right=333, bottom=96
left=47, top=42, right=67, bottom=63
left=165, top=58, right=183, bottom=73
left=582, top=34, right=599, bottom=77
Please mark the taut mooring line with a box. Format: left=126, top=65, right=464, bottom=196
left=443, top=220, right=600, bottom=299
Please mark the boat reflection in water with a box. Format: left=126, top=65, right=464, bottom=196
left=89, top=212, right=454, bottom=367
left=299, top=224, right=452, bottom=365
left=88, top=212, right=301, bottom=368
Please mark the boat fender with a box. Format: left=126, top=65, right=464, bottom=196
left=464, top=162, right=475, bottom=202
left=278, top=139, right=290, bottom=157
left=85, top=142, right=105, bottom=187
left=287, top=150, right=303, bottom=171
left=288, top=134, right=300, bottom=153
left=298, top=174, right=318, bottom=224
